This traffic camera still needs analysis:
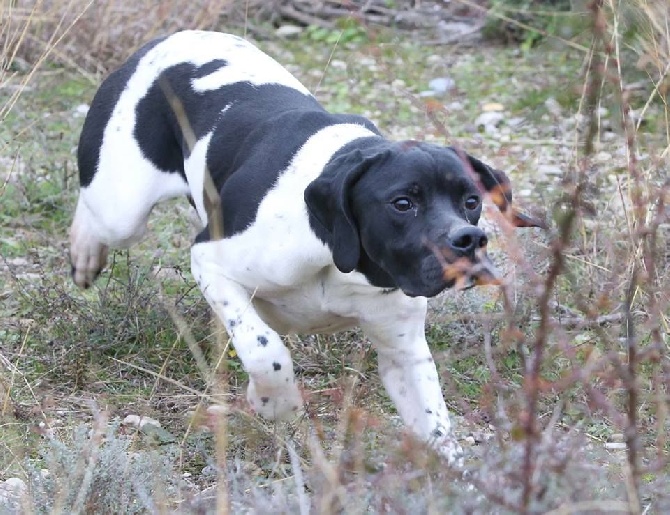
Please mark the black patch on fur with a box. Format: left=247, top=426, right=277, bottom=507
left=273, top=362, right=281, bottom=371
left=77, top=36, right=167, bottom=187
left=133, top=60, right=230, bottom=178
left=257, top=335, right=268, bottom=346
left=209, top=93, right=377, bottom=238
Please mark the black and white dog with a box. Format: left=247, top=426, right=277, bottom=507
left=70, top=30, right=541, bottom=463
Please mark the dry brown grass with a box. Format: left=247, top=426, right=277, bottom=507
left=1, top=0, right=239, bottom=77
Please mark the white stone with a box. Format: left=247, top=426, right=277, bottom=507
left=544, top=97, right=562, bottom=117
left=275, top=25, right=303, bottom=38
left=123, top=414, right=161, bottom=429
left=73, top=104, right=90, bottom=117
left=538, top=164, right=563, bottom=176
left=428, top=77, right=455, bottom=94
left=475, top=111, right=504, bottom=130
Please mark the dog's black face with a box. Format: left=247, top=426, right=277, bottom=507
left=351, top=143, right=489, bottom=297
left=305, top=139, right=542, bottom=297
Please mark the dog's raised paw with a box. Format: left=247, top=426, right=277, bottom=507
left=246, top=380, right=304, bottom=421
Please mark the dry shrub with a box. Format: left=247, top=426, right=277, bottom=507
left=0, top=0, right=247, bottom=76
left=465, top=0, right=670, bottom=510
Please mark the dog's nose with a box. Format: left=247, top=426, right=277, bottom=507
left=448, top=226, right=488, bottom=256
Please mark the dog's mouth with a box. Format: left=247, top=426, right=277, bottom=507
left=424, top=239, right=503, bottom=292
left=446, top=251, right=503, bottom=291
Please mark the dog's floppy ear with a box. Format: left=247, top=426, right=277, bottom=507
left=305, top=144, right=388, bottom=273
left=464, top=153, right=545, bottom=228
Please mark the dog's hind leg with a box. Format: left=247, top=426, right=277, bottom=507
left=70, top=163, right=189, bottom=288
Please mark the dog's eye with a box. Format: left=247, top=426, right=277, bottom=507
left=392, top=197, right=413, bottom=212
left=464, top=195, right=481, bottom=211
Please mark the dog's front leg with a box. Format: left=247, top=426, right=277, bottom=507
left=191, top=243, right=303, bottom=420
left=362, top=308, right=464, bottom=465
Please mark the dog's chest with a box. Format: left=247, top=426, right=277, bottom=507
left=249, top=268, right=378, bottom=335
left=252, top=286, right=358, bottom=334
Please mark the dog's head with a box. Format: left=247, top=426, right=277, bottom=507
left=305, top=139, right=543, bottom=297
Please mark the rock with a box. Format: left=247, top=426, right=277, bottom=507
left=437, top=21, right=476, bottom=38
left=73, top=104, right=89, bottom=117
left=275, top=25, right=303, bottom=38
left=206, top=405, right=227, bottom=416
left=594, top=151, right=612, bottom=162
left=122, top=414, right=161, bottom=429
left=152, top=266, right=183, bottom=282
left=0, top=477, right=27, bottom=511
left=471, top=431, right=495, bottom=443
left=475, top=111, right=504, bottom=133
left=482, top=102, right=504, bottom=112
left=538, top=164, right=563, bottom=176
left=428, top=77, right=455, bottom=95
left=544, top=97, right=562, bottom=117
left=16, top=273, right=41, bottom=282
left=202, top=465, right=218, bottom=477
left=2, top=478, right=26, bottom=494
left=629, top=109, right=646, bottom=126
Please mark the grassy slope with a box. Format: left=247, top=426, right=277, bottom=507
left=1, top=27, right=668, bottom=512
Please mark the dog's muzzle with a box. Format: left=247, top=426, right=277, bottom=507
left=424, top=229, right=503, bottom=291
left=456, top=250, right=503, bottom=290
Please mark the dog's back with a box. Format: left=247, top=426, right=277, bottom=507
left=70, top=31, right=376, bottom=286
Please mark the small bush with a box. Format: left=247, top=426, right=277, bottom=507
left=25, top=418, right=177, bottom=514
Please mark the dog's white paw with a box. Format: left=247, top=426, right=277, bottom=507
left=247, top=380, right=303, bottom=421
